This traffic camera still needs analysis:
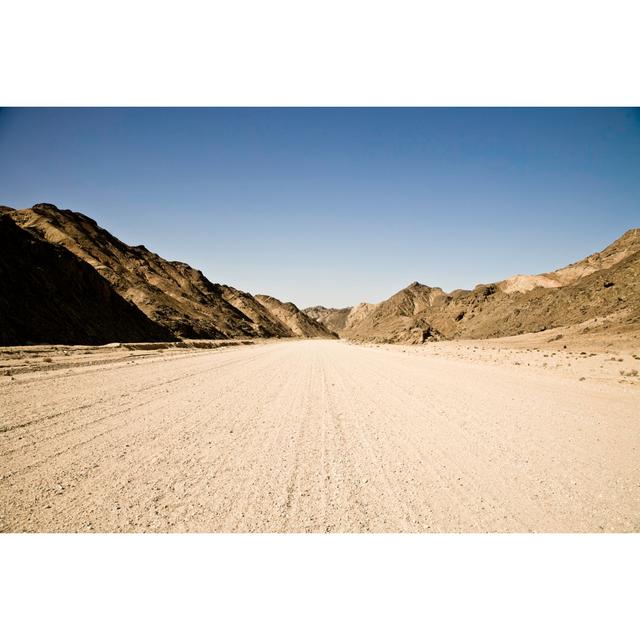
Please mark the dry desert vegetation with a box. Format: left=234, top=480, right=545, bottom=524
left=1, top=204, right=639, bottom=532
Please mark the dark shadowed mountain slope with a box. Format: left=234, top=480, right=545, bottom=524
left=0, top=212, right=175, bottom=346
left=7, top=204, right=256, bottom=339
left=6, top=204, right=327, bottom=340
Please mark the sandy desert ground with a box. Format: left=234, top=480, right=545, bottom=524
left=1, top=338, right=639, bottom=532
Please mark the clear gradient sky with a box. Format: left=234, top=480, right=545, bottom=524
left=1, top=108, right=639, bottom=308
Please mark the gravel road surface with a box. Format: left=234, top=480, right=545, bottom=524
left=1, top=340, right=638, bottom=532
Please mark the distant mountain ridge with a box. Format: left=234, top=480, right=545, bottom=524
left=304, top=304, right=377, bottom=334
left=255, top=296, right=336, bottom=338
left=1, top=203, right=335, bottom=345
left=309, top=229, right=640, bottom=343
left=303, top=306, right=352, bottom=333
left=2, top=202, right=637, bottom=347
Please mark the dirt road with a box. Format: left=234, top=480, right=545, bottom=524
left=1, top=340, right=638, bottom=532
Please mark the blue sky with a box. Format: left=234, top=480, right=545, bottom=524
left=1, top=108, right=638, bottom=308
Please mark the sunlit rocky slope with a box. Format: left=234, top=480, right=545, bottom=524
left=312, top=229, right=640, bottom=344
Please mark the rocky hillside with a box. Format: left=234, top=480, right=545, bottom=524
left=4, top=202, right=635, bottom=346
left=5, top=203, right=331, bottom=342
left=343, top=229, right=640, bottom=344
left=255, top=296, right=337, bottom=338
left=218, top=285, right=294, bottom=338
left=304, top=303, right=378, bottom=335
left=497, top=228, right=640, bottom=293
left=0, top=212, right=175, bottom=346
left=303, top=306, right=352, bottom=333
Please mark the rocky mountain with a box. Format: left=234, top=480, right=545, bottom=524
left=303, top=306, right=352, bottom=333
left=304, top=303, right=378, bottom=335
left=0, top=211, right=175, bottom=346
left=255, top=296, right=337, bottom=338
left=4, top=202, right=636, bottom=347
left=8, top=204, right=255, bottom=339
left=342, top=229, right=640, bottom=344
left=497, top=228, right=640, bottom=293
left=218, top=285, right=294, bottom=338
left=345, top=303, right=378, bottom=329
left=3, top=203, right=335, bottom=344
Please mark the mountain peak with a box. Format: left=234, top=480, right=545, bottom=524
left=32, top=203, right=65, bottom=213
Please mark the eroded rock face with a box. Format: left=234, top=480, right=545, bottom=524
left=0, top=214, right=176, bottom=345
left=340, top=230, right=640, bottom=344
left=5, top=203, right=329, bottom=342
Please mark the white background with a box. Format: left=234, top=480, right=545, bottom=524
left=2, top=1, right=639, bottom=638
left=3, top=0, right=639, bottom=106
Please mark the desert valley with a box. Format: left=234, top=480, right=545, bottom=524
left=4, top=11, right=640, bottom=639
left=1, top=203, right=639, bottom=532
